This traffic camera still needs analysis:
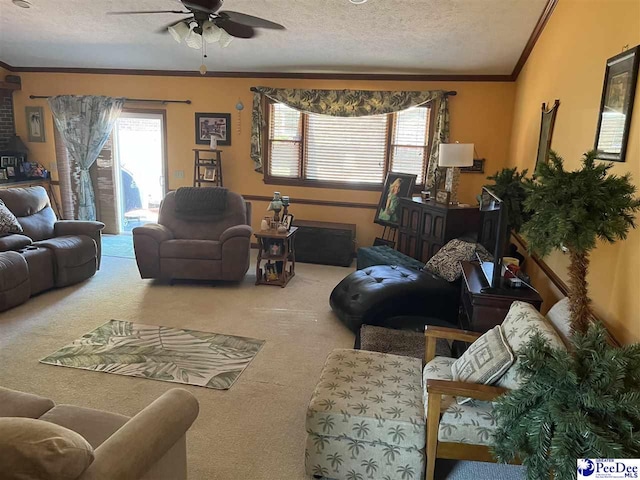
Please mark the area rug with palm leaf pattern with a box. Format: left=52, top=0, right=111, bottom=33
left=40, top=320, right=265, bottom=390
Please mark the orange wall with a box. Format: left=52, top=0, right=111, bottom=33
left=10, top=73, right=515, bottom=247
left=508, top=0, right=640, bottom=343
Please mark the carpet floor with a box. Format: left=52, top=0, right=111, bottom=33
left=0, top=254, right=525, bottom=479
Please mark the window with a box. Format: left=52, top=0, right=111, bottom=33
left=266, top=102, right=432, bottom=189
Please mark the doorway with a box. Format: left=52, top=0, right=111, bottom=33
left=112, top=109, right=167, bottom=234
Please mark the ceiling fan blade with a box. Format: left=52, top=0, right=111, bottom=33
left=107, top=10, right=189, bottom=15
left=215, top=18, right=255, bottom=39
left=218, top=10, right=285, bottom=30
left=156, top=17, right=194, bottom=34
left=181, top=0, right=223, bottom=14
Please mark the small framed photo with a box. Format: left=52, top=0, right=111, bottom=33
left=281, top=214, right=294, bottom=231
left=264, top=262, right=278, bottom=281
left=0, top=156, right=10, bottom=167
left=594, top=45, right=640, bottom=162
left=435, top=190, right=451, bottom=205
left=0, top=169, right=7, bottom=180
left=203, top=167, right=216, bottom=181
left=26, top=106, right=46, bottom=143
left=195, top=112, right=231, bottom=146
left=6, top=166, right=15, bottom=177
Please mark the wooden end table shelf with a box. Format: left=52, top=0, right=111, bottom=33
left=254, top=227, right=297, bottom=287
left=460, top=261, right=543, bottom=332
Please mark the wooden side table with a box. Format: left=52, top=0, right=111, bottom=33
left=254, top=227, right=297, bottom=287
left=460, top=261, right=543, bottom=332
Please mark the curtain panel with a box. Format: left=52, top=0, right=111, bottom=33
left=250, top=87, right=450, bottom=187
left=48, top=95, right=125, bottom=221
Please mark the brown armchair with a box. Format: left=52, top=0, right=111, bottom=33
left=132, top=189, right=252, bottom=281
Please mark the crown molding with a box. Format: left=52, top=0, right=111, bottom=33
left=510, top=0, right=558, bottom=81
left=0, top=63, right=512, bottom=82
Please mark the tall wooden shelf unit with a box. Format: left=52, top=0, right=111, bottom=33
left=193, top=149, right=223, bottom=187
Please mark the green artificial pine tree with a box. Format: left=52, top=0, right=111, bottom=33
left=522, top=150, right=640, bottom=334
left=492, top=323, right=640, bottom=480
left=485, top=167, right=530, bottom=233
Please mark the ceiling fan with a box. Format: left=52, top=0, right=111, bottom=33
left=108, top=0, right=285, bottom=49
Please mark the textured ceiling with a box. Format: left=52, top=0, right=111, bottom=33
left=0, top=0, right=548, bottom=74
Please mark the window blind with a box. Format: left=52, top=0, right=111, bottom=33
left=304, top=113, right=388, bottom=184
left=266, top=102, right=431, bottom=186
left=268, top=103, right=302, bottom=178
left=390, top=107, right=429, bottom=184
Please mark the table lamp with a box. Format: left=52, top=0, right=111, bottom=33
left=438, top=143, right=474, bottom=204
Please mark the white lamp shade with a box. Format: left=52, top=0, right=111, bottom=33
left=202, top=21, right=222, bottom=43
left=218, top=28, right=233, bottom=48
left=168, top=21, right=190, bottom=43
left=438, top=143, right=474, bottom=167
left=185, top=28, right=202, bottom=49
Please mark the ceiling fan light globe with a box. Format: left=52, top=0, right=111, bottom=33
left=185, top=30, right=202, bottom=49
left=202, top=21, right=222, bottom=43
left=218, top=28, right=233, bottom=48
left=168, top=21, right=190, bottom=43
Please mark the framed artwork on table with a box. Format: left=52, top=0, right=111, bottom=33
left=535, top=100, right=560, bottom=172
left=195, top=113, right=231, bottom=146
left=374, top=172, right=417, bottom=227
left=594, top=45, right=640, bottom=162
left=203, top=167, right=216, bottom=181
left=26, top=106, right=46, bottom=143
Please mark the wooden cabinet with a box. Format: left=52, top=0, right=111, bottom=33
left=460, top=261, right=543, bottom=333
left=397, top=198, right=481, bottom=262
left=293, top=220, right=355, bottom=267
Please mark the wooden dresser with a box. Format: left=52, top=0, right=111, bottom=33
left=396, top=197, right=480, bottom=262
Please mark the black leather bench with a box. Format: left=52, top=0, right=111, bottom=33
left=329, top=264, right=460, bottom=333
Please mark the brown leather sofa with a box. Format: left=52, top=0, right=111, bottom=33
left=0, top=186, right=104, bottom=311
left=0, top=386, right=199, bottom=480
left=132, top=189, right=252, bottom=281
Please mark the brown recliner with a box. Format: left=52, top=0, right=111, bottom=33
left=0, top=186, right=104, bottom=289
left=132, top=190, right=252, bottom=281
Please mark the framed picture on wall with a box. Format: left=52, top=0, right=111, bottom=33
left=195, top=112, right=231, bottom=146
left=25, top=106, right=46, bottom=143
left=535, top=99, right=560, bottom=172
left=374, top=172, right=417, bottom=227
left=594, top=45, right=640, bottom=162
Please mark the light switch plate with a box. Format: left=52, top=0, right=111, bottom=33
left=174, top=170, right=184, bottom=179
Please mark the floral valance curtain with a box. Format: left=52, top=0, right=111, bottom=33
left=48, top=95, right=125, bottom=221
left=250, top=87, right=450, bottom=187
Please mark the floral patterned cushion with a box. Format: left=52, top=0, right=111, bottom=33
left=305, top=433, right=425, bottom=480
left=422, top=356, right=457, bottom=415
left=451, top=326, right=514, bottom=404
left=0, top=200, right=22, bottom=235
left=306, top=349, right=425, bottom=450
left=497, top=301, right=566, bottom=389
left=423, top=356, right=498, bottom=446
left=437, top=399, right=498, bottom=446
left=545, top=297, right=571, bottom=345
left=424, top=239, right=476, bottom=282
